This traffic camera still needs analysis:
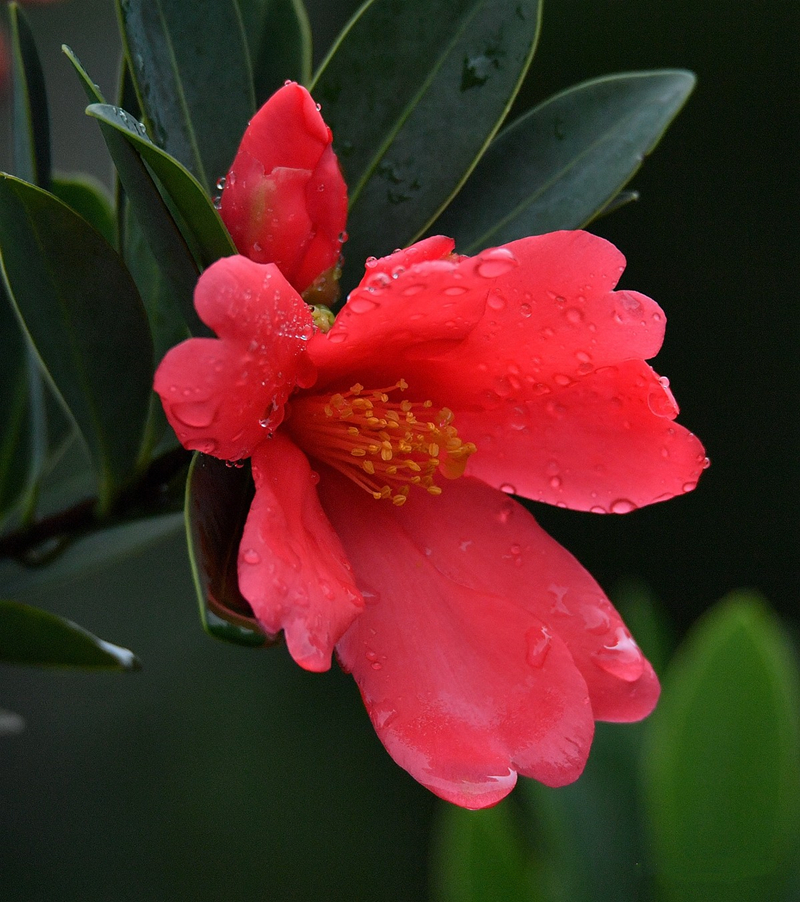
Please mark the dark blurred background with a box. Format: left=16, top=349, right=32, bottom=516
left=0, top=0, right=797, bottom=899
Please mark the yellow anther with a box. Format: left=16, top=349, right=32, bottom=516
left=286, top=379, right=476, bottom=504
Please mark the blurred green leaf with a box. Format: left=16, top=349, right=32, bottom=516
left=0, top=707, right=25, bottom=735
left=0, top=511, right=184, bottom=597
left=312, top=0, right=542, bottom=282
left=431, top=799, right=536, bottom=902
left=50, top=175, right=115, bottom=246
left=86, top=102, right=237, bottom=272
left=436, top=70, right=696, bottom=252
left=239, top=0, right=312, bottom=103
left=644, top=592, right=800, bottom=902
left=611, top=577, right=677, bottom=676
left=0, top=175, right=153, bottom=514
left=521, top=720, right=650, bottom=902
left=117, top=0, right=255, bottom=192
left=0, top=599, right=140, bottom=670
left=185, top=454, right=273, bottom=648
left=9, top=2, right=50, bottom=190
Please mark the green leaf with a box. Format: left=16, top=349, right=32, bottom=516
left=117, top=0, right=255, bottom=191
left=0, top=599, right=140, bottom=670
left=239, top=0, right=312, bottom=103
left=644, top=592, right=800, bottom=902
left=9, top=2, right=51, bottom=189
left=0, top=174, right=153, bottom=514
left=0, top=293, right=44, bottom=528
left=62, top=48, right=204, bottom=337
left=312, top=0, right=542, bottom=282
left=435, top=70, right=696, bottom=253
left=0, top=511, right=184, bottom=597
left=50, top=174, right=116, bottom=246
left=86, top=102, right=237, bottom=272
left=521, top=721, right=650, bottom=902
left=185, top=454, right=272, bottom=648
left=431, top=799, right=536, bottom=902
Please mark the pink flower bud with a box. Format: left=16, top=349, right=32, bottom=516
left=220, top=82, right=348, bottom=295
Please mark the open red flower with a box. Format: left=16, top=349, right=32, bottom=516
left=155, top=227, right=707, bottom=807
left=219, top=82, right=347, bottom=296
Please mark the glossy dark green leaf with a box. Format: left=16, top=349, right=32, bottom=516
left=312, top=0, right=542, bottom=281
left=431, top=799, right=536, bottom=902
left=436, top=70, right=696, bottom=252
left=9, top=2, right=50, bottom=189
left=0, top=294, right=43, bottom=528
left=239, top=0, right=312, bottom=103
left=0, top=599, right=140, bottom=670
left=50, top=174, right=115, bottom=246
left=185, top=454, right=273, bottom=648
left=0, top=175, right=153, bottom=514
left=86, top=103, right=237, bottom=271
left=644, top=593, right=800, bottom=902
left=117, top=0, right=255, bottom=191
left=62, top=48, right=202, bottom=338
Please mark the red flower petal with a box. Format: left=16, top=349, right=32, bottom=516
left=309, top=237, right=493, bottom=388
left=220, top=82, right=347, bottom=293
left=321, top=474, right=601, bottom=808
left=239, top=436, right=364, bottom=672
left=154, top=257, right=315, bottom=460
left=404, top=231, right=667, bottom=409
left=459, top=359, right=707, bottom=511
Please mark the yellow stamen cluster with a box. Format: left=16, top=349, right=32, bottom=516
left=288, top=380, right=477, bottom=506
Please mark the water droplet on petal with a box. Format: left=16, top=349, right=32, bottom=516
left=487, top=292, right=506, bottom=311
left=475, top=247, right=518, bottom=278
left=172, top=400, right=217, bottom=428
left=683, top=481, right=698, bottom=493
left=242, top=548, right=260, bottom=565
left=549, top=476, right=562, bottom=489
left=593, top=628, right=644, bottom=681
left=526, top=625, right=552, bottom=668
left=564, top=307, right=584, bottom=324
left=520, top=303, right=532, bottom=317
left=443, top=284, right=468, bottom=296
left=327, top=330, right=348, bottom=344
left=348, top=297, right=379, bottom=314
left=499, top=483, right=516, bottom=495
left=580, top=604, right=611, bottom=636
left=610, top=498, right=637, bottom=513
left=365, top=256, right=378, bottom=269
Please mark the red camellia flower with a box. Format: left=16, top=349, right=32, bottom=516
left=154, top=84, right=707, bottom=808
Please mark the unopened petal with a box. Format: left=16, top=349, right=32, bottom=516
left=221, top=82, right=347, bottom=292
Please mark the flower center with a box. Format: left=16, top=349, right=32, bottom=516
left=287, top=380, right=476, bottom=506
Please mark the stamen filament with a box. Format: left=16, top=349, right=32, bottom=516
left=287, top=380, right=476, bottom=505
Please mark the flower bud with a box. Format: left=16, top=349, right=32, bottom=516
left=220, top=82, right=348, bottom=294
